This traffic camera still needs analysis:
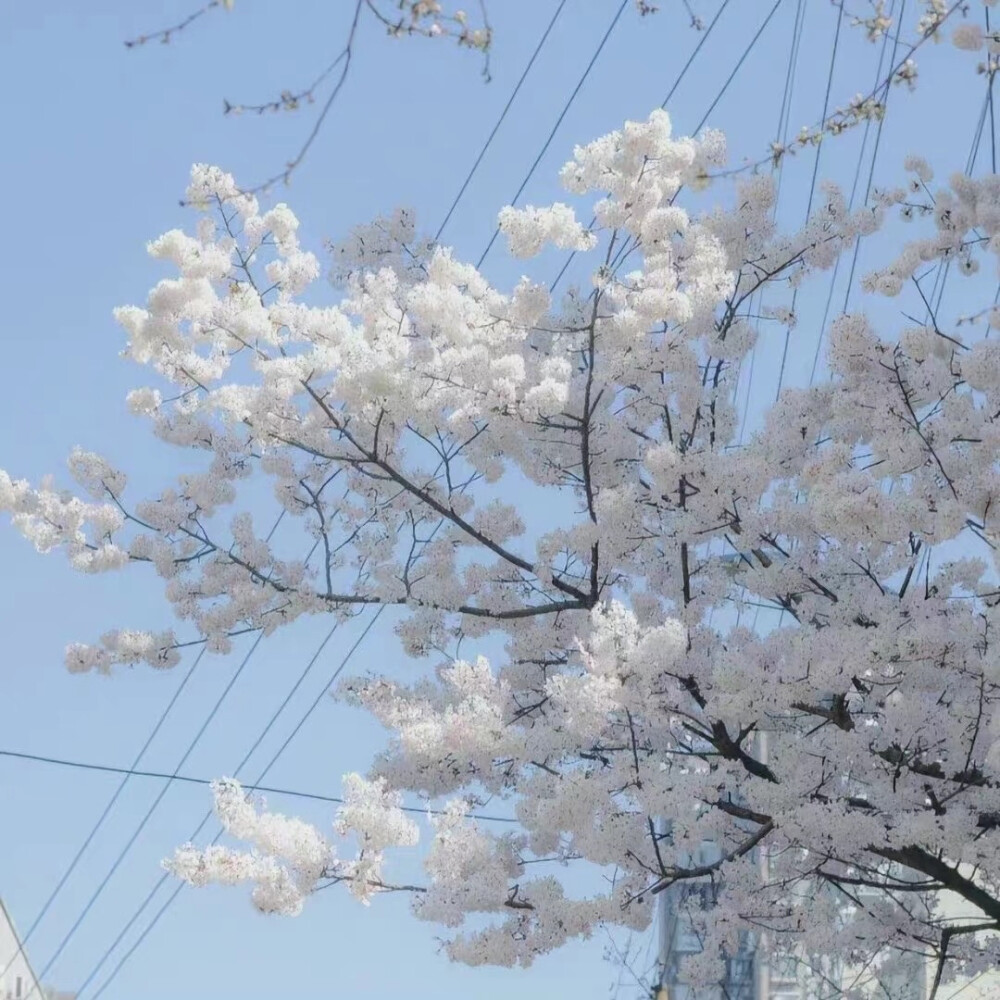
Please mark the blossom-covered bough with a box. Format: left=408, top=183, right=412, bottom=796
left=7, top=79, right=1000, bottom=994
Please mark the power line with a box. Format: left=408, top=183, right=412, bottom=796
left=71, top=612, right=369, bottom=998
left=476, top=0, right=630, bottom=269
left=772, top=0, right=807, bottom=207
left=706, top=0, right=805, bottom=629
left=0, top=747, right=515, bottom=825
left=77, top=607, right=398, bottom=998
left=841, top=0, right=908, bottom=316
left=29, top=624, right=280, bottom=993
left=735, top=0, right=806, bottom=447
left=2, top=510, right=286, bottom=988
left=807, top=0, right=900, bottom=386
left=692, top=0, right=783, bottom=135
left=734, top=0, right=806, bottom=447
left=0, top=648, right=205, bottom=985
left=773, top=0, right=845, bottom=401
left=659, top=0, right=732, bottom=111
left=722, top=0, right=966, bottom=182
left=988, top=6, right=997, bottom=174
left=435, top=0, right=568, bottom=242
left=24, top=514, right=331, bottom=997
left=913, top=26, right=994, bottom=345
left=549, top=0, right=779, bottom=295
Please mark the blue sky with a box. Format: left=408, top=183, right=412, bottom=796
left=0, top=2, right=993, bottom=998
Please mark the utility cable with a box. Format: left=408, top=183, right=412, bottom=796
left=78, top=607, right=382, bottom=998
left=0, top=748, right=514, bottom=824
left=808, top=0, right=900, bottom=385
left=549, top=0, right=777, bottom=295
left=28, top=624, right=281, bottom=995
left=0, top=648, right=204, bottom=985
left=772, top=0, right=844, bottom=401
left=692, top=0, right=783, bottom=136
left=435, top=0, right=568, bottom=242
left=3, top=511, right=285, bottom=987
left=477, top=0, right=630, bottom=269
left=735, top=0, right=806, bottom=447
left=842, top=0, right=908, bottom=314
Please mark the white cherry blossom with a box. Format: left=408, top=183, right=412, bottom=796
left=6, top=108, right=1000, bottom=992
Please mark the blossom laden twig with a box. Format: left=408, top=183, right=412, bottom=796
left=124, top=0, right=234, bottom=49
left=127, top=0, right=493, bottom=193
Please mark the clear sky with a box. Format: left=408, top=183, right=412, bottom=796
left=0, top=2, right=991, bottom=998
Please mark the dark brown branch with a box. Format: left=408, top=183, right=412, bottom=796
left=870, top=844, right=1000, bottom=925
left=298, top=385, right=592, bottom=605
left=647, top=819, right=774, bottom=896
left=125, top=0, right=225, bottom=47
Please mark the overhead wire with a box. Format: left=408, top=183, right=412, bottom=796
left=826, top=0, right=988, bottom=349
left=714, top=0, right=967, bottom=181
left=0, top=647, right=204, bottom=985
left=476, top=0, right=630, bottom=269
left=659, top=0, right=732, bottom=111
left=722, top=0, right=805, bottom=646
left=435, top=0, right=569, bottom=242
left=923, top=79, right=991, bottom=321
left=0, top=748, right=515, bottom=824
left=772, top=0, right=845, bottom=402
left=770, top=0, right=808, bottom=210
left=982, top=4, right=999, bottom=340
left=0, top=509, right=285, bottom=988
left=549, top=0, right=778, bottom=296
left=26, top=604, right=314, bottom=998
left=706, top=0, right=804, bottom=628
left=790, top=0, right=996, bottom=647
left=777, top=5, right=903, bottom=632
left=841, top=0, right=909, bottom=315
left=989, top=6, right=998, bottom=175
left=691, top=0, right=784, bottom=136
left=735, top=0, right=807, bottom=448
left=807, top=4, right=899, bottom=385
left=75, top=610, right=382, bottom=999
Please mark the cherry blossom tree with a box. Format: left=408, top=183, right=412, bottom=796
left=8, top=30, right=1000, bottom=995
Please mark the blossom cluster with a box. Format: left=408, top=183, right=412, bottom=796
left=6, top=106, right=1000, bottom=989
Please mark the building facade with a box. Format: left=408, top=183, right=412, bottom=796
left=656, top=871, right=1000, bottom=999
